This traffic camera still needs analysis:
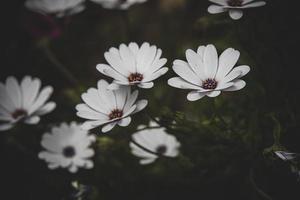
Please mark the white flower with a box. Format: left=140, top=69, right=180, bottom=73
left=90, top=0, right=147, bottom=10
left=25, top=0, right=85, bottom=17
left=168, top=44, right=250, bottom=101
left=0, top=76, right=56, bottom=131
left=96, top=42, right=168, bottom=90
left=275, top=151, right=297, bottom=161
left=76, top=79, right=148, bottom=133
left=207, top=0, right=266, bottom=20
left=130, top=122, right=180, bottom=165
left=38, top=122, right=96, bottom=173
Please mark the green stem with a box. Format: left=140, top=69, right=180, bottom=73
left=39, top=42, right=79, bottom=87
left=249, top=168, right=273, bottom=200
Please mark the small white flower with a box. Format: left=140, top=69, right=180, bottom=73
left=90, top=0, right=147, bottom=10
left=0, top=76, right=56, bottom=131
left=130, top=122, right=180, bottom=165
left=38, top=122, right=96, bottom=173
left=76, top=79, right=148, bottom=133
left=275, top=151, right=297, bottom=161
left=96, top=42, right=168, bottom=90
left=168, top=44, right=250, bottom=101
left=207, top=0, right=266, bottom=20
left=25, top=0, right=85, bottom=17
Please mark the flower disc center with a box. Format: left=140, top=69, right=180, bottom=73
left=202, top=79, right=218, bottom=90
left=109, top=109, right=123, bottom=120
left=11, top=109, right=27, bottom=119
left=63, top=146, right=76, bottom=158
left=128, top=73, right=143, bottom=83
left=156, top=145, right=167, bottom=155
left=227, top=0, right=243, bottom=7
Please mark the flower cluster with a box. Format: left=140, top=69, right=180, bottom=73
left=3, top=0, right=269, bottom=175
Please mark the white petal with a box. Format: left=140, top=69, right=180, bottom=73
left=187, top=91, right=206, bottom=101
left=114, top=85, right=128, bottom=109
left=208, top=5, right=226, bottom=14
left=185, top=49, right=206, bottom=81
left=24, top=116, right=40, bottom=124
left=107, top=82, right=121, bottom=90
left=242, top=1, right=266, bottom=8
left=168, top=77, right=202, bottom=90
left=0, top=123, right=14, bottom=131
left=216, top=48, right=240, bottom=80
left=128, top=42, right=139, bottom=57
left=230, top=65, right=250, bottom=78
left=104, top=50, right=130, bottom=76
left=34, top=102, right=56, bottom=116
left=28, top=86, right=53, bottom=115
left=146, top=58, right=168, bottom=75
left=81, top=120, right=108, bottom=130
left=203, top=44, right=218, bottom=78
left=229, top=9, right=243, bottom=20
left=138, top=82, right=154, bottom=89
left=96, top=64, right=128, bottom=83
left=209, top=0, right=228, bottom=6
left=0, top=83, right=15, bottom=112
left=21, top=76, right=41, bottom=110
left=5, top=77, right=22, bottom=109
left=223, top=79, right=246, bottom=91
left=207, top=91, right=221, bottom=97
left=118, top=117, right=131, bottom=127
left=173, top=60, right=201, bottom=86
left=101, top=122, right=117, bottom=133
left=123, top=90, right=138, bottom=112
left=242, top=0, right=255, bottom=4
left=119, top=43, right=136, bottom=72
left=140, top=158, right=156, bottom=165
left=220, top=70, right=241, bottom=84
left=132, top=100, right=148, bottom=114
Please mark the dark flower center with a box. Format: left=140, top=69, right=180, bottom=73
left=11, top=109, right=27, bottom=119
left=202, top=79, right=218, bottom=90
left=128, top=73, right=143, bottom=83
left=227, top=0, right=243, bottom=7
left=108, top=109, right=123, bottom=120
left=63, top=146, right=76, bottom=158
left=156, top=145, right=167, bottom=155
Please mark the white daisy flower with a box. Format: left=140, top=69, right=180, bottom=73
left=76, top=79, right=148, bottom=133
left=130, top=122, right=180, bottom=165
left=168, top=44, right=250, bottom=101
left=90, top=0, right=147, bottom=10
left=275, top=151, right=297, bottom=161
left=207, top=0, right=266, bottom=20
left=25, top=0, right=85, bottom=17
left=96, top=42, right=168, bottom=90
left=0, top=76, right=56, bottom=131
left=38, top=122, right=96, bottom=173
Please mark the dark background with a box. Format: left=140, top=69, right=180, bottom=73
left=1, top=0, right=300, bottom=199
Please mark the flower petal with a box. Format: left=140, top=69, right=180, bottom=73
left=208, top=5, right=226, bottom=14
left=203, top=44, right=218, bottom=78
left=216, top=48, right=240, bottom=80
left=101, top=122, right=117, bottom=133
left=228, top=9, right=243, bottom=20
left=187, top=91, right=206, bottom=101
left=118, top=116, right=131, bottom=127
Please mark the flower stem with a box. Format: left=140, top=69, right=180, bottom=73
left=39, top=41, right=80, bottom=87
left=249, top=168, right=273, bottom=200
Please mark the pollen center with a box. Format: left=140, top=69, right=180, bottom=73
left=156, top=145, right=167, bottom=155
left=109, top=109, right=123, bottom=120
left=202, top=79, right=218, bottom=90
left=128, top=73, right=143, bottom=83
left=11, top=109, right=27, bottom=119
left=63, top=146, right=76, bottom=158
left=227, top=0, right=243, bottom=7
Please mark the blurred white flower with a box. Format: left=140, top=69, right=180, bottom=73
left=96, top=42, right=168, bottom=90
left=90, top=0, right=147, bottom=10
left=130, top=122, right=180, bottom=165
left=76, top=79, right=148, bottom=133
left=168, top=44, right=250, bottom=101
left=25, top=0, right=85, bottom=17
left=275, top=151, right=297, bottom=161
left=38, top=122, right=96, bottom=173
left=207, top=0, right=266, bottom=20
left=0, top=76, right=56, bottom=131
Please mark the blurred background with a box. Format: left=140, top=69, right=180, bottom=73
left=1, top=0, right=300, bottom=199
